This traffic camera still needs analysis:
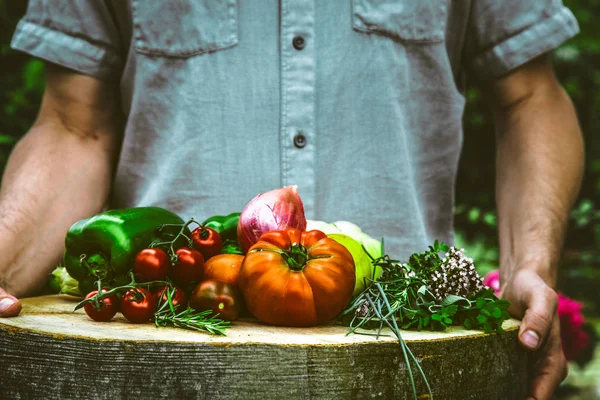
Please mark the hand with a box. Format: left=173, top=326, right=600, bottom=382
left=0, top=287, right=22, bottom=317
left=500, top=268, right=568, bottom=400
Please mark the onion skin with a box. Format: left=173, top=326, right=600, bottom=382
left=237, top=186, right=307, bottom=253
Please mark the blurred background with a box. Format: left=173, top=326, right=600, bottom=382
left=1, top=0, right=598, bottom=397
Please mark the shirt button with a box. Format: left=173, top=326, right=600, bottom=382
left=294, top=132, right=307, bottom=148
left=292, top=36, right=305, bottom=50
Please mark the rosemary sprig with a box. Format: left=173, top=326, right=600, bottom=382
left=154, top=287, right=230, bottom=336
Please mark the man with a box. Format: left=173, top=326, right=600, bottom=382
left=0, top=1, right=584, bottom=398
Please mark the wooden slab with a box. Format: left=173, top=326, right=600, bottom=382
left=0, top=295, right=527, bottom=399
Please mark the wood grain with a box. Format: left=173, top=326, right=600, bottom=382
left=0, top=295, right=528, bottom=399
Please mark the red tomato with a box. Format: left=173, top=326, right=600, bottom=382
left=202, top=254, right=244, bottom=287
left=189, top=280, right=242, bottom=321
left=153, top=285, right=188, bottom=311
left=191, top=226, right=223, bottom=261
left=133, top=248, right=170, bottom=282
left=169, top=248, right=204, bottom=284
left=239, top=228, right=355, bottom=327
left=120, top=288, right=157, bottom=323
left=83, top=289, right=118, bottom=322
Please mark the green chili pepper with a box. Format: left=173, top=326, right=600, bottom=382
left=63, top=207, right=189, bottom=285
left=47, top=266, right=82, bottom=296
left=201, top=212, right=240, bottom=242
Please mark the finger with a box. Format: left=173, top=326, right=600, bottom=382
left=0, top=287, right=22, bottom=317
left=527, top=319, right=568, bottom=400
left=518, top=285, right=558, bottom=350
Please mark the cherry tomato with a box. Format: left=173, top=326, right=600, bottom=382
left=202, top=254, right=244, bottom=287
left=153, top=285, right=188, bottom=311
left=189, top=280, right=242, bottom=321
left=120, top=288, right=157, bottom=323
left=133, top=248, right=170, bottom=282
left=191, top=226, right=222, bottom=260
left=169, top=248, right=204, bottom=284
left=83, top=289, right=118, bottom=322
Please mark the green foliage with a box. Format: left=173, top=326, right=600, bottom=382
left=403, top=239, right=449, bottom=278
left=460, top=290, right=511, bottom=334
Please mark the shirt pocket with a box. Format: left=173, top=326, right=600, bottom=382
left=352, top=0, right=449, bottom=43
left=131, top=0, right=238, bottom=57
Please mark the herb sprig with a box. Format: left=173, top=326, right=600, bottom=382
left=343, top=240, right=511, bottom=400
left=154, top=287, right=230, bottom=336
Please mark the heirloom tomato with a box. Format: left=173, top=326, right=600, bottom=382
left=239, top=228, right=355, bottom=327
left=83, top=289, right=118, bottom=322
left=202, top=254, right=244, bottom=287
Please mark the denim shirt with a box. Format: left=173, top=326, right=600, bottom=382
left=11, top=1, right=578, bottom=258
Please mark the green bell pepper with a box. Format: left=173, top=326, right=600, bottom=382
left=63, top=207, right=188, bottom=287
left=221, top=239, right=244, bottom=255
left=201, top=212, right=240, bottom=242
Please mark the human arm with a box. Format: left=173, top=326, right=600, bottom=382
left=488, top=54, right=584, bottom=399
left=0, top=64, right=122, bottom=316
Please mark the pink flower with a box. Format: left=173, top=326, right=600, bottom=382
left=483, top=269, right=500, bottom=295
left=557, top=292, right=590, bottom=361
left=483, top=269, right=590, bottom=361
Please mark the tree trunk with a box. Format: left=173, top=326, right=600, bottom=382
left=0, top=295, right=527, bottom=399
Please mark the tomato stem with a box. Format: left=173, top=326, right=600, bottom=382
left=249, top=244, right=310, bottom=271
left=74, top=272, right=170, bottom=312
left=284, top=243, right=308, bottom=271
left=152, top=218, right=200, bottom=258
left=200, top=226, right=210, bottom=240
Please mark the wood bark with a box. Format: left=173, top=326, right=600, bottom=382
left=0, top=295, right=527, bottom=399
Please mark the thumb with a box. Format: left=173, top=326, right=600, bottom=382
left=0, top=287, right=22, bottom=317
left=518, top=285, right=558, bottom=351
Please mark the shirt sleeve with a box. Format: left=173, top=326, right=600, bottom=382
left=10, top=0, right=123, bottom=80
left=464, top=0, right=579, bottom=81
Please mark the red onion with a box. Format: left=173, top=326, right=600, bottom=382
left=237, top=186, right=307, bottom=253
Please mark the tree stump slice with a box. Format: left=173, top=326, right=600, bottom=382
left=0, top=295, right=527, bottom=399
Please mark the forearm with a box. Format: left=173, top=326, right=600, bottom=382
left=494, top=78, right=584, bottom=288
left=0, top=123, right=116, bottom=296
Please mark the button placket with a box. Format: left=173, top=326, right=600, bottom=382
left=280, top=0, right=316, bottom=216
